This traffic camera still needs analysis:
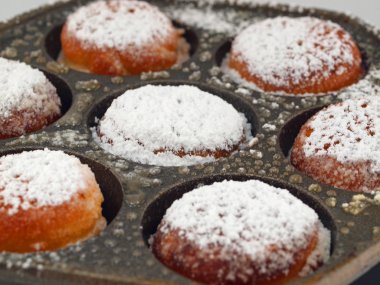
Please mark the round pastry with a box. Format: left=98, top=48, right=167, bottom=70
left=95, top=85, right=251, bottom=166
left=0, top=58, right=61, bottom=139
left=61, top=0, right=185, bottom=75
left=0, top=149, right=105, bottom=253
left=291, top=98, right=380, bottom=192
left=152, top=180, right=331, bottom=285
left=228, top=16, right=363, bottom=95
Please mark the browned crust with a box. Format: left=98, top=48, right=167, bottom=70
left=98, top=128, right=245, bottom=159
left=0, top=110, right=60, bottom=139
left=0, top=175, right=104, bottom=253
left=229, top=26, right=363, bottom=95
left=153, top=226, right=318, bottom=285
left=291, top=118, right=380, bottom=192
left=61, top=20, right=182, bottom=76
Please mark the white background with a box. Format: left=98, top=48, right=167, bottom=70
left=0, top=0, right=380, bottom=29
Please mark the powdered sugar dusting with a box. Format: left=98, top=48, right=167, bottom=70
left=158, top=180, right=329, bottom=275
left=96, top=85, right=251, bottom=166
left=303, top=98, right=380, bottom=173
left=338, top=69, right=380, bottom=101
left=231, top=16, right=358, bottom=87
left=66, top=0, right=174, bottom=51
left=300, top=222, right=331, bottom=276
left=167, top=6, right=255, bottom=35
left=0, top=58, right=61, bottom=118
left=0, top=149, right=94, bottom=216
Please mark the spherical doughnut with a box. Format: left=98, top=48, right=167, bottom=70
left=95, top=85, right=251, bottom=166
left=0, top=149, right=105, bottom=253
left=152, top=180, right=331, bottom=285
left=291, top=98, right=380, bottom=192
left=0, top=58, right=61, bottom=139
left=61, top=0, right=185, bottom=75
left=228, top=17, right=363, bottom=95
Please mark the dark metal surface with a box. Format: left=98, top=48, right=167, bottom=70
left=0, top=0, right=380, bottom=284
left=351, top=262, right=380, bottom=285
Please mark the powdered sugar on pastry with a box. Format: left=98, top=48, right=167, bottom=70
left=156, top=179, right=330, bottom=278
left=0, top=57, right=60, bottom=119
left=303, top=98, right=380, bottom=173
left=231, top=17, right=356, bottom=86
left=66, top=0, right=175, bottom=51
left=227, top=16, right=362, bottom=95
left=0, top=149, right=95, bottom=215
left=95, top=85, right=251, bottom=166
left=300, top=222, right=331, bottom=276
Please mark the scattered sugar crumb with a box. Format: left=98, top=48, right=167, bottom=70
left=249, top=149, right=263, bottom=158
left=263, top=123, right=276, bottom=131
left=167, top=6, right=256, bottom=35
left=235, top=87, right=251, bottom=96
left=5, top=130, right=89, bottom=148
left=248, top=137, right=259, bottom=147
left=342, top=193, right=380, bottom=215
